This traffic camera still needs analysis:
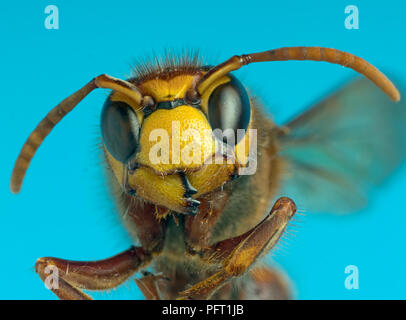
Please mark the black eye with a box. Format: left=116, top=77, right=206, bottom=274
left=208, top=75, right=250, bottom=145
left=101, top=99, right=140, bottom=163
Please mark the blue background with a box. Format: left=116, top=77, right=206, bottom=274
left=1, top=0, right=405, bottom=299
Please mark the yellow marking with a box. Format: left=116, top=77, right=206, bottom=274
left=187, top=162, right=234, bottom=197
left=178, top=270, right=229, bottom=299
left=136, top=105, right=215, bottom=173
left=225, top=246, right=258, bottom=276
left=200, top=75, right=231, bottom=114
left=103, top=72, right=254, bottom=214
left=96, top=75, right=143, bottom=105
left=110, top=91, right=144, bottom=124
left=199, top=74, right=253, bottom=167
left=138, top=75, right=197, bottom=102
left=106, top=151, right=187, bottom=213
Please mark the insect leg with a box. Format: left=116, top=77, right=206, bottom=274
left=178, top=197, right=296, bottom=300
left=209, top=266, right=292, bottom=299
left=35, top=246, right=152, bottom=300
left=239, top=266, right=292, bottom=299
left=134, top=271, right=169, bottom=300
left=184, top=192, right=229, bottom=252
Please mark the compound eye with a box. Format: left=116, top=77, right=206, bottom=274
left=101, top=99, right=140, bottom=163
left=208, top=75, right=251, bottom=146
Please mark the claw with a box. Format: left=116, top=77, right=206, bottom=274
left=185, top=198, right=200, bottom=215
left=179, top=172, right=198, bottom=198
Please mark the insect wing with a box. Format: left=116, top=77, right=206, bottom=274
left=276, top=78, right=406, bottom=214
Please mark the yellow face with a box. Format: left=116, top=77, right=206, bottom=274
left=103, top=72, right=254, bottom=215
